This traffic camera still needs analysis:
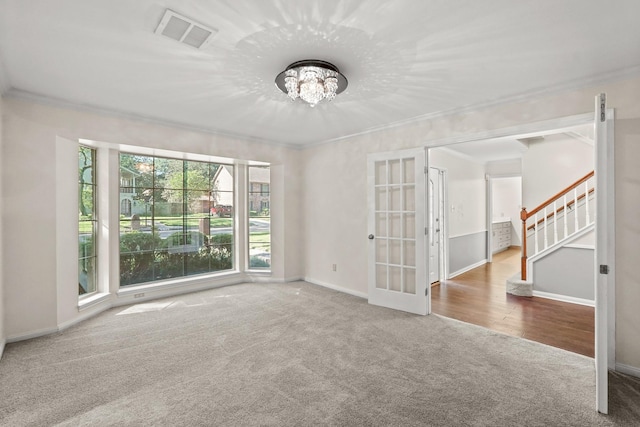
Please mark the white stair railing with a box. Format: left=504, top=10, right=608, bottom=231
left=520, top=171, right=595, bottom=280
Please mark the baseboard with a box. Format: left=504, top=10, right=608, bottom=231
left=58, top=301, right=113, bottom=333
left=303, top=277, right=368, bottom=299
left=6, top=326, right=60, bottom=343
left=532, top=290, right=595, bottom=307
left=616, top=363, right=640, bottom=379
left=246, top=275, right=303, bottom=284
left=114, top=277, right=247, bottom=307
left=0, top=339, right=5, bottom=360
left=449, top=259, right=487, bottom=279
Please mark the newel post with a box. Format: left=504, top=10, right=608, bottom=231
left=520, top=207, right=528, bottom=280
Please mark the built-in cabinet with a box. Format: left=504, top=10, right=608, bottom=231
left=492, top=219, right=512, bottom=253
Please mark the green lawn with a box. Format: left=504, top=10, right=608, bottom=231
left=249, top=232, right=271, bottom=251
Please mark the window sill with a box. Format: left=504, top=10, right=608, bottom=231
left=246, top=269, right=272, bottom=275
left=78, top=292, right=111, bottom=311
left=117, top=270, right=243, bottom=298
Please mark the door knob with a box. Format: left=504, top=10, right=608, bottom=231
left=368, top=234, right=375, bottom=240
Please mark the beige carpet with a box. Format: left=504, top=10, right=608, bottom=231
left=0, top=281, right=638, bottom=426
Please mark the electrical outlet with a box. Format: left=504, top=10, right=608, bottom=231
left=134, top=293, right=145, bottom=298
left=332, top=264, right=337, bottom=272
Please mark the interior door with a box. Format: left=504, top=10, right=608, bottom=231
left=428, top=168, right=442, bottom=284
left=595, top=93, right=612, bottom=414
left=367, top=148, right=428, bottom=315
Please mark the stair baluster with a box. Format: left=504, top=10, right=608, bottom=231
left=519, top=170, right=595, bottom=280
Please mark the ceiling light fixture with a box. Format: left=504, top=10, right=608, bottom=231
left=275, top=60, right=348, bottom=107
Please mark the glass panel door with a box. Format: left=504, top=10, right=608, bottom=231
left=368, top=148, right=427, bottom=315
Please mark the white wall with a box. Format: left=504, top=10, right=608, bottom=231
left=486, top=158, right=522, bottom=176
left=0, top=95, right=5, bottom=357
left=302, top=75, right=640, bottom=372
left=1, top=98, right=302, bottom=339
left=430, top=149, right=487, bottom=238
left=522, top=133, right=594, bottom=210
left=492, top=177, right=522, bottom=245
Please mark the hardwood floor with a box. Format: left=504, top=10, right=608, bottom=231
left=431, top=247, right=595, bottom=357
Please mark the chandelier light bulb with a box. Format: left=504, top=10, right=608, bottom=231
left=275, top=60, right=348, bottom=107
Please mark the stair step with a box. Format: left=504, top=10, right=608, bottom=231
left=506, top=273, right=533, bottom=297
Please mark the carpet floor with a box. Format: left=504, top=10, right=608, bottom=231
left=0, top=281, right=638, bottom=426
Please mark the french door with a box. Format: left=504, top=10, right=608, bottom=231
left=428, top=167, right=443, bottom=284
left=595, top=93, right=613, bottom=414
left=367, top=148, right=428, bottom=315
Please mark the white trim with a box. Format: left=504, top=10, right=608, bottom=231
left=448, top=231, right=488, bottom=240
left=563, top=244, right=595, bottom=250
left=304, top=277, right=368, bottom=299
left=532, top=290, right=594, bottom=307
left=116, top=274, right=246, bottom=306
left=594, top=103, right=615, bottom=413
left=78, top=292, right=111, bottom=311
left=0, top=340, right=5, bottom=360
left=58, top=302, right=112, bottom=332
left=245, top=274, right=300, bottom=284
left=6, top=327, right=60, bottom=343
left=449, top=259, right=488, bottom=279
left=603, top=109, right=616, bottom=372
left=616, top=363, right=640, bottom=379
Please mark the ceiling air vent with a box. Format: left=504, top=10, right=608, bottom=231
left=155, top=9, right=217, bottom=49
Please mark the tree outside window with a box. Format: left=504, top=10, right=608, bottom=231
left=79, top=146, right=97, bottom=296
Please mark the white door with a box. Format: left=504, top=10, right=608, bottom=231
left=595, top=93, right=613, bottom=414
left=367, top=148, right=428, bottom=315
left=428, top=168, right=442, bottom=284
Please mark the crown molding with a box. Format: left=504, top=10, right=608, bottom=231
left=311, top=65, right=640, bottom=149
left=4, top=89, right=303, bottom=150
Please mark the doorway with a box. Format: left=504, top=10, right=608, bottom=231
left=423, top=105, right=614, bottom=414
left=488, top=176, right=522, bottom=263
left=428, top=167, right=445, bottom=284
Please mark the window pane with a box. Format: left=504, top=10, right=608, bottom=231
left=119, top=153, right=235, bottom=286
left=157, top=158, right=183, bottom=189
left=79, top=256, right=96, bottom=295
left=248, top=165, right=270, bottom=269
left=79, top=184, right=95, bottom=218
left=79, top=226, right=95, bottom=258
left=185, top=160, right=211, bottom=191
left=79, top=146, right=97, bottom=297
left=248, top=242, right=270, bottom=268
left=79, top=147, right=94, bottom=185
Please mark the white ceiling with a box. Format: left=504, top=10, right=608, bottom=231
left=1, top=0, right=639, bottom=146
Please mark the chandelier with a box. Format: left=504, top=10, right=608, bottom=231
left=275, top=60, right=348, bottom=107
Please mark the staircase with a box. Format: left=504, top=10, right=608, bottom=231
left=507, top=171, right=595, bottom=296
